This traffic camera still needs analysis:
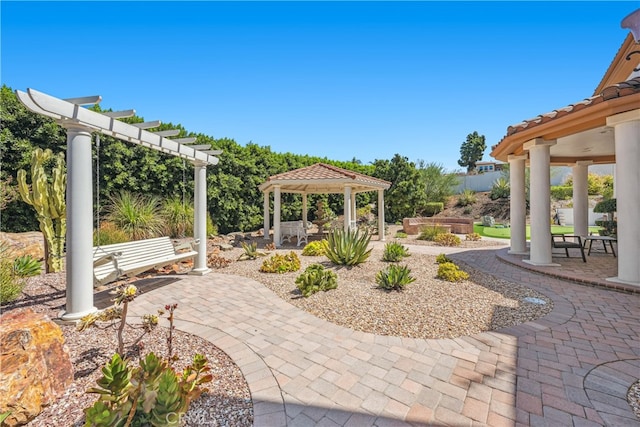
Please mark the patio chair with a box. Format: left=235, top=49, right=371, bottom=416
left=551, top=234, right=586, bottom=262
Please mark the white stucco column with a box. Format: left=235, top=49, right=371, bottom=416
left=274, top=186, right=281, bottom=246
left=508, top=154, right=528, bottom=254
left=263, top=192, right=270, bottom=240
left=607, top=110, right=640, bottom=286
left=190, top=161, right=210, bottom=275
left=60, top=126, right=97, bottom=321
left=572, top=161, right=591, bottom=238
left=302, top=193, right=308, bottom=229
left=343, top=186, right=352, bottom=231
left=523, top=138, right=558, bottom=266
left=378, top=189, right=386, bottom=241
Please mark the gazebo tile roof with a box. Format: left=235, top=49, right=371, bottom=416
left=266, top=163, right=391, bottom=187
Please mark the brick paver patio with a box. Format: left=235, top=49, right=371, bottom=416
left=128, top=242, right=640, bottom=426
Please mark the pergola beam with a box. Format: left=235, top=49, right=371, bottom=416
left=16, top=89, right=219, bottom=165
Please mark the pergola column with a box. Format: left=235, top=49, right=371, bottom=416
left=508, top=154, right=528, bottom=254
left=572, top=161, right=591, bottom=238
left=263, top=191, right=270, bottom=240
left=343, top=186, right=352, bottom=231
left=274, top=186, right=282, bottom=246
left=190, top=161, right=210, bottom=275
left=523, top=138, right=558, bottom=266
left=60, top=125, right=96, bottom=321
left=607, top=110, right=640, bottom=286
left=378, top=189, right=386, bottom=241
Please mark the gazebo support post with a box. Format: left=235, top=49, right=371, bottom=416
left=523, top=138, right=559, bottom=267
left=508, top=154, right=528, bottom=255
left=263, top=191, right=270, bottom=240
left=343, top=186, right=352, bottom=231
left=302, top=193, right=308, bottom=229
left=190, top=161, right=210, bottom=276
left=572, top=161, right=591, bottom=238
left=274, top=186, right=281, bottom=247
left=378, top=189, right=386, bottom=241
left=60, top=125, right=97, bottom=321
left=607, top=110, right=640, bottom=286
left=350, top=192, right=357, bottom=229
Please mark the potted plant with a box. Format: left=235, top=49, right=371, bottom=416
left=593, top=198, right=616, bottom=236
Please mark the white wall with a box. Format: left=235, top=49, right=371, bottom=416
left=556, top=208, right=605, bottom=226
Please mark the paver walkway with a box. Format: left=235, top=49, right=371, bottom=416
left=128, top=243, right=640, bottom=426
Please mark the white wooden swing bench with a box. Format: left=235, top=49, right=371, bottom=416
left=93, top=237, right=199, bottom=286
left=280, top=221, right=308, bottom=246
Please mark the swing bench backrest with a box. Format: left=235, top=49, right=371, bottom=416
left=93, top=236, right=199, bottom=286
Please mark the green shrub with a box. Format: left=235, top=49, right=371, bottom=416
left=0, top=242, right=31, bottom=304
left=1, top=259, right=23, bottom=304
left=550, top=186, right=573, bottom=200
left=376, top=264, right=415, bottom=291
left=593, top=198, right=616, bottom=214
left=295, top=264, right=338, bottom=297
left=93, top=221, right=130, bottom=246
left=382, top=242, right=410, bottom=262
left=435, top=253, right=453, bottom=264
left=437, top=262, right=469, bottom=282
left=12, top=255, right=41, bottom=277
left=323, top=228, right=372, bottom=266
left=465, top=233, right=481, bottom=241
left=238, top=241, right=267, bottom=260
left=106, top=191, right=164, bottom=240
left=84, top=352, right=212, bottom=427
left=260, top=252, right=301, bottom=273
left=162, top=197, right=194, bottom=238
left=302, top=240, right=326, bottom=256
left=394, top=231, right=407, bottom=238
left=423, top=202, right=444, bottom=216
left=417, top=224, right=447, bottom=241
left=457, top=189, right=477, bottom=207
left=490, top=177, right=510, bottom=200
left=434, top=233, right=461, bottom=247
left=462, top=206, right=473, bottom=215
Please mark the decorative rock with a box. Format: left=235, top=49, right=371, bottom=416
left=219, top=244, right=235, bottom=251
left=481, top=215, right=495, bottom=227
left=0, top=308, right=73, bottom=426
left=0, top=232, right=45, bottom=261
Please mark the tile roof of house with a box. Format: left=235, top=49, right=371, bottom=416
left=492, top=77, right=640, bottom=151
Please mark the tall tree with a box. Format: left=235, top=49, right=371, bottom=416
left=372, top=154, right=425, bottom=223
left=418, top=161, right=460, bottom=204
left=457, top=131, right=486, bottom=173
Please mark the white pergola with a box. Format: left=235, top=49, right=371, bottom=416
left=16, top=88, right=220, bottom=321
left=258, top=163, right=391, bottom=246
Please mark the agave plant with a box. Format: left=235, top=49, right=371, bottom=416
left=382, top=241, right=410, bottom=262
left=376, top=264, right=415, bottom=291
left=322, top=228, right=372, bottom=266
left=237, top=241, right=266, bottom=261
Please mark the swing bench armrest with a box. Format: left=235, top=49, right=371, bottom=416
left=93, top=251, right=123, bottom=267
left=173, top=238, right=200, bottom=253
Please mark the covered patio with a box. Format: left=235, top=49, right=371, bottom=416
left=491, top=20, right=640, bottom=288
left=258, top=163, right=391, bottom=247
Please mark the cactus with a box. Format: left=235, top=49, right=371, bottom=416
left=16, top=148, right=66, bottom=272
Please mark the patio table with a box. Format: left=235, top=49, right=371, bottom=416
left=582, top=235, right=617, bottom=257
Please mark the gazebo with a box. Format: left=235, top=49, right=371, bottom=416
left=490, top=12, right=640, bottom=287
left=258, top=163, right=391, bottom=246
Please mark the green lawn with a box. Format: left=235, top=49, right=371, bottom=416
left=473, top=223, right=601, bottom=239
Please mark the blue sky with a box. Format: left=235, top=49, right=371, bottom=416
left=1, top=1, right=636, bottom=171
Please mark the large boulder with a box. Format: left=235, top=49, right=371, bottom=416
left=0, top=309, right=73, bottom=426
left=0, top=232, right=45, bottom=261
